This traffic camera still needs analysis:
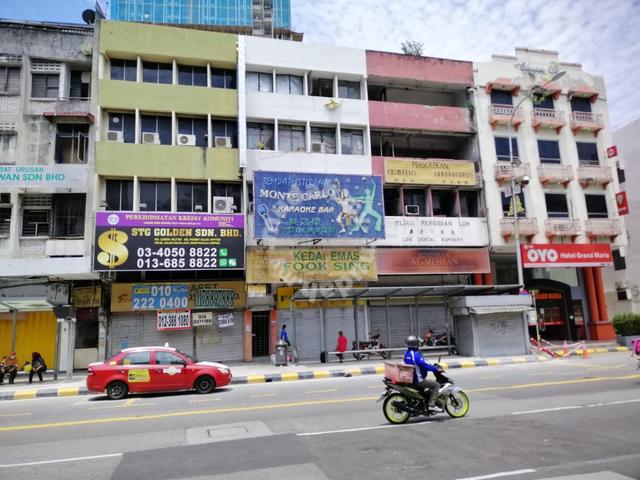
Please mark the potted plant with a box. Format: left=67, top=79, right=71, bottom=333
left=612, top=313, right=640, bottom=347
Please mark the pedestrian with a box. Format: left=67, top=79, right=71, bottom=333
left=28, top=352, right=47, bottom=383
left=2, top=352, right=19, bottom=384
left=280, top=324, right=291, bottom=347
left=0, top=355, right=6, bottom=385
left=335, top=331, right=347, bottom=363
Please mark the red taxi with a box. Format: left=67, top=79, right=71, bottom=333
left=87, top=346, right=232, bottom=400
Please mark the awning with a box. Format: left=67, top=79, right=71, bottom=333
left=466, top=305, right=533, bottom=315
left=0, top=298, right=54, bottom=313
left=43, top=111, right=95, bottom=124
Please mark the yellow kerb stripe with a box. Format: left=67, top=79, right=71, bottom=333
left=313, top=371, right=331, bottom=379
left=486, top=358, right=501, bottom=366
left=459, top=360, right=476, bottom=368
left=57, top=387, right=80, bottom=397
left=374, top=366, right=385, bottom=374
left=511, top=357, right=527, bottom=363
left=280, top=373, right=299, bottom=382
left=246, top=375, right=266, bottom=384
left=13, top=389, right=37, bottom=400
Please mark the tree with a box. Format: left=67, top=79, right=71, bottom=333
left=401, top=40, right=424, bottom=56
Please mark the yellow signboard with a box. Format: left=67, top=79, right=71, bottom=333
left=247, top=248, right=377, bottom=284
left=276, top=286, right=364, bottom=309
left=385, top=158, right=476, bottom=186
left=73, top=286, right=102, bottom=308
left=127, top=369, right=150, bottom=383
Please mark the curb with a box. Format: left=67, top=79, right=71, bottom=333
left=0, top=347, right=629, bottom=401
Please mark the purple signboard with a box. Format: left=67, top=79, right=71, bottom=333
left=93, top=212, right=244, bottom=272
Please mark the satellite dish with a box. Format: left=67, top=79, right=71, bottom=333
left=82, top=9, right=96, bottom=24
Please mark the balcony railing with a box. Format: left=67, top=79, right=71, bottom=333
left=584, top=218, right=622, bottom=239
left=500, top=217, right=539, bottom=241
left=544, top=218, right=582, bottom=240
left=532, top=108, right=566, bottom=133
left=489, top=104, right=523, bottom=130
left=570, top=111, right=604, bottom=137
left=577, top=165, right=613, bottom=188
left=495, top=161, right=530, bottom=185
left=538, top=164, right=574, bottom=187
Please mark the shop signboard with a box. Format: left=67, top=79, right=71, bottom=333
left=376, top=248, right=490, bottom=274
left=376, top=217, right=489, bottom=247
left=521, top=244, right=613, bottom=268
left=0, top=164, right=88, bottom=189
left=157, top=309, right=191, bottom=331
left=93, top=212, right=244, bottom=272
left=132, top=284, right=189, bottom=310
left=276, top=286, right=364, bottom=309
left=192, top=311, right=213, bottom=327
left=73, top=286, right=102, bottom=308
left=616, top=191, right=629, bottom=215
left=384, top=158, right=476, bottom=186
left=253, top=171, right=385, bottom=239
left=217, top=312, right=235, bottom=328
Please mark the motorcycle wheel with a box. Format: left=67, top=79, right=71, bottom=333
left=382, top=393, right=411, bottom=424
left=444, top=391, right=470, bottom=418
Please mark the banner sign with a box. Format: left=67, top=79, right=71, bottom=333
left=195, top=289, right=236, bottom=309
left=93, top=212, right=244, bottom=272
left=616, top=191, right=629, bottom=215
left=157, top=309, right=191, bottom=331
left=376, top=248, right=490, bottom=274
left=132, top=284, right=189, bottom=310
left=246, top=247, right=377, bottom=284
left=192, top=311, right=213, bottom=327
left=376, top=217, right=489, bottom=247
left=276, top=286, right=364, bottom=309
left=384, top=158, right=476, bottom=186
left=217, top=312, right=235, bottom=328
left=0, top=164, right=88, bottom=189
left=606, top=145, right=618, bottom=158
left=73, top=286, right=101, bottom=308
left=521, top=244, right=613, bottom=268
left=253, top=171, right=385, bottom=239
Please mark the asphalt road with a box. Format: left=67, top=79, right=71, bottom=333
left=0, top=352, right=639, bottom=480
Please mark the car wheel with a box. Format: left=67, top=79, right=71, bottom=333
left=106, top=381, right=128, bottom=400
left=194, top=375, right=216, bottom=394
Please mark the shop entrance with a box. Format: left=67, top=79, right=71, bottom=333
left=527, top=279, right=578, bottom=341
left=251, top=311, right=270, bottom=357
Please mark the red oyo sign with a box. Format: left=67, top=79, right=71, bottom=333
left=606, top=145, right=618, bottom=158
left=616, top=191, right=629, bottom=215
left=521, top=244, right=613, bottom=268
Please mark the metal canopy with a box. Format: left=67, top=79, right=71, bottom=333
left=0, top=298, right=54, bottom=313
left=291, top=284, right=521, bottom=302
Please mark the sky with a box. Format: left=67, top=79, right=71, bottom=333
left=1, top=0, right=639, bottom=129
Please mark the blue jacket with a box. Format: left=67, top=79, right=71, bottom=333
left=404, top=349, right=439, bottom=384
left=280, top=329, right=289, bottom=342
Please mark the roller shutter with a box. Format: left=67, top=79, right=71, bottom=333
left=194, top=310, right=244, bottom=362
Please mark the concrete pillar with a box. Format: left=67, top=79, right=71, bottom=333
left=269, top=309, right=277, bottom=355
left=592, top=267, right=609, bottom=321
left=583, top=267, right=600, bottom=322
left=482, top=273, right=492, bottom=285
left=472, top=273, right=483, bottom=285
left=243, top=310, right=252, bottom=362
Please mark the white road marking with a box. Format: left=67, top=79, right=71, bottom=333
left=512, top=398, right=640, bottom=415
left=305, top=388, right=338, bottom=394
left=298, top=423, right=411, bottom=436
left=0, top=453, right=123, bottom=468
left=451, top=469, right=536, bottom=480
left=250, top=393, right=278, bottom=398
left=0, top=413, right=31, bottom=417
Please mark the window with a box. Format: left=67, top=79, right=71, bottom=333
left=0, top=66, right=21, bottom=94
left=545, top=193, right=569, bottom=218
left=212, top=183, right=241, bottom=212
left=21, top=201, right=50, bottom=236
left=576, top=142, right=599, bottom=166
left=142, top=61, right=172, bottom=84
left=108, top=112, right=135, bottom=143
left=177, top=182, right=207, bottom=212
left=0, top=194, right=10, bottom=236
left=247, top=122, right=274, bottom=150
left=459, top=190, right=479, bottom=217
left=139, top=181, right=171, bottom=212
left=75, top=319, right=98, bottom=349
left=338, top=80, right=361, bottom=99
left=538, top=140, right=561, bottom=164
left=585, top=194, right=608, bottom=218
left=52, top=194, right=85, bottom=238
left=246, top=72, right=273, bottom=92
left=403, top=189, right=427, bottom=216
left=120, top=351, right=151, bottom=365
left=69, top=70, right=90, bottom=98
left=613, top=249, right=626, bottom=271
left=54, top=124, right=89, bottom=164
left=501, top=191, right=526, bottom=217
left=211, top=68, right=236, bottom=89
left=383, top=187, right=401, bottom=216
left=177, top=117, right=207, bottom=147
left=494, top=137, right=518, bottom=162
left=110, top=59, right=136, bottom=81
left=178, top=64, right=207, bottom=87
left=490, top=90, right=513, bottom=105
left=534, top=95, right=554, bottom=109
left=278, top=124, right=305, bottom=152
left=31, top=73, right=59, bottom=98
left=155, top=351, right=185, bottom=365
left=431, top=190, right=455, bottom=217
left=341, top=129, right=364, bottom=155
left=571, top=97, right=592, bottom=113
left=310, top=126, right=336, bottom=154
left=212, top=119, right=238, bottom=148
left=311, top=77, right=333, bottom=97
left=106, top=179, right=133, bottom=211
left=276, top=74, right=303, bottom=95
left=141, top=114, right=172, bottom=145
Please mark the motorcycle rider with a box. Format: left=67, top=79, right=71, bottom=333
left=404, top=335, right=442, bottom=412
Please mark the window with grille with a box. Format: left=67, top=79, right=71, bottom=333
left=31, top=73, right=59, bottom=98
left=177, top=182, right=207, bottom=212
left=75, top=321, right=99, bottom=349
left=55, top=124, right=89, bottom=164
left=0, top=67, right=20, bottom=94
left=52, top=194, right=86, bottom=237
left=338, top=80, right=361, bottom=99
left=211, top=68, right=236, bottom=89
left=341, top=129, right=364, bottom=155
left=142, top=61, right=172, bottom=84
left=110, top=59, right=137, bottom=81
left=105, top=179, right=133, bottom=211
left=178, top=64, right=207, bottom=87
left=278, top=124, right=305, bottom=152
left=247, top=122, right=274, bottom=150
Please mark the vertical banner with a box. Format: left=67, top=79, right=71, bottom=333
left=616, top=192, right=629, bottom=215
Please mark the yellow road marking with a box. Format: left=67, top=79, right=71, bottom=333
left=468, top=373, right=640, bottom=393
left=0, top=413, right=31, bottom=417
left=124, top=398, right=136, bottom=407
left=58, top=387, right=80, bottom=397
left=251, top=394, right=277, bottom=398
left=305, top=389, right=338, bottom=394
left=13, top=390, right=36, bottom=400
left=189, top=398, right=222, bottom=403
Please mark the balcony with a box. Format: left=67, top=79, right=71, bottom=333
left=532, top=108, right=565, bottom=133
left=577, top=165, right=613, bottom=188
left=500, top=217, right=539, bottom=241
left=489, top=104, right=523, bottom=131
left=28, top=97, right=94, bottom=123
left=495, top=162, right=530, bottom=186
left=585, top=218, right=622, bottom=240
left=368, top=101, right=474, bottom=134
left=538, top=164, right=574, bottom=188
left=544, top=219, right=582, bottom=240
left=570, top=111, right=604, bottom=137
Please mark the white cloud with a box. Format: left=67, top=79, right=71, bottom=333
left=292, top=0, right=640, bottom=128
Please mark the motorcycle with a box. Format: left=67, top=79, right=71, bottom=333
left=378, top=364, right=469, bottom=424
left=423, top=331, right=459, bottom=355
left=352, top=334, right=390, bottom=360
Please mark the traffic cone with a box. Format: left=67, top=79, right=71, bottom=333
left=582, top=346, right=590, bottom=359
left=563, top=341, right=569, bottom=356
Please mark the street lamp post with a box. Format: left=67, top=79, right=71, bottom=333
left=508, top=71, right=566, bottom=290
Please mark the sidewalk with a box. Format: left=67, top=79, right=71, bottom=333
left=0, top=343, right=629, bottom=401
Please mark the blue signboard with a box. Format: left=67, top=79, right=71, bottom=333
left=253, top=172, right=385, bottom=238
left=132, top=284, right=189, bottom=310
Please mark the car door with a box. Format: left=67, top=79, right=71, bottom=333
left=119, top=351, right=154, bottom=393
left=151, top=351, right=190, bottom=391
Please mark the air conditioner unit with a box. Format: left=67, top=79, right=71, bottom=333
left=142, top=132, right=160, bottom=144
left=214, top=136, right=232, bottom=148
left=106, top=130, right=123, bottom=142
left=311, top=142, right=324, bottom=153
left=212, top=196, right=234, bottom=214
left=405, top=205, right=420, bottom=216
left=176, top=134, right=196, bottom=146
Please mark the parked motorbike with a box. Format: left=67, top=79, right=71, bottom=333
left=378, top=364, right=469, bottom=424
left=352, top=334, right=390, bottom=360
left=423, top=331, right=459, bottom=355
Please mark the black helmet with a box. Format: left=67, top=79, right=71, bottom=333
left=405, top=335, right=420, bottom=349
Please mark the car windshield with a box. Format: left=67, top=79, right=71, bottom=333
left=176, top=349, right=198, bottom=363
